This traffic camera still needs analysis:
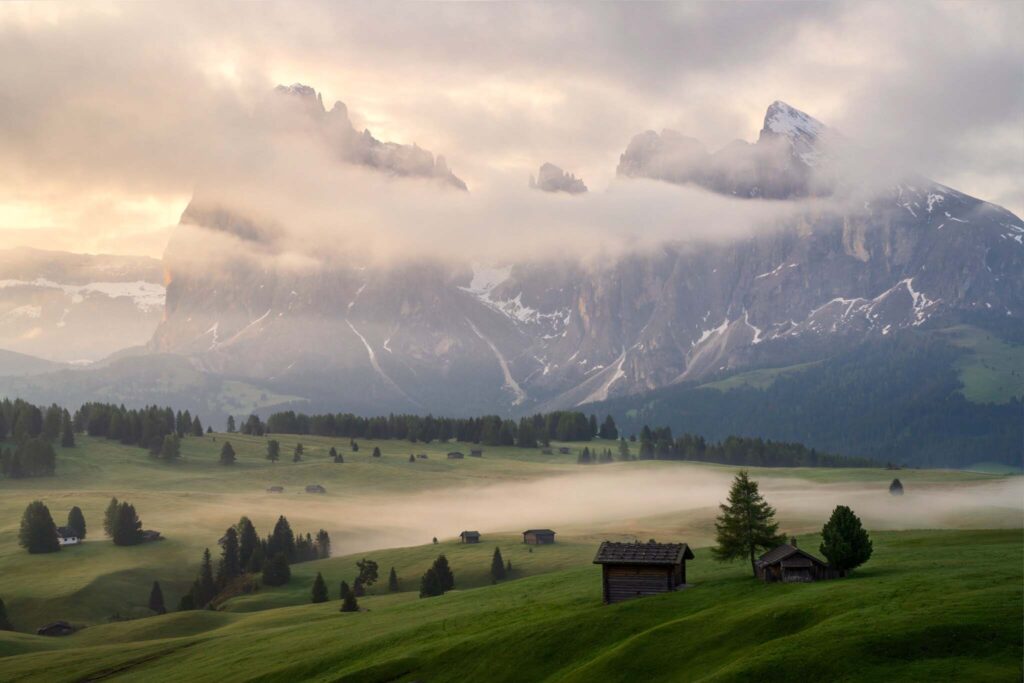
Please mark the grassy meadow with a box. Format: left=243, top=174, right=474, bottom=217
left=0, top=433, right=1020, bottom=681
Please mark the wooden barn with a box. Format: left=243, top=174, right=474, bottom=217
left=460, top=530, right=481, bottom=544
left=305, top=484, right=326, bottom=494
left=593, top=541, right=695, bottom=604
left=523, top=529, right=556, bottom=545
left=447, top=452, right=464, bottom=460
left=754, top=541, right=836, bottom=583
left=266, top=486, right=284, bottom=493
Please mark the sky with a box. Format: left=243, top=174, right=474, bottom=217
left=0, top=1, right=1021, bottom=258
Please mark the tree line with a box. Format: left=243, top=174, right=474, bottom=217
left=0, top=399, right=73, bottom=478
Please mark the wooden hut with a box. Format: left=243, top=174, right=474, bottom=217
left=754, top=542, right=835, bottom=583
left=305, top=484, right=327, bottom=494
left=447, top=452, right=465, bottom=459
left=558, top=447, right=571, bottom=454
left=37, top=621, right=75, bottom=636
left=523, top=529, right=556, bottom=545
left=593, top=541, right=695, bottom=604
left=459, top=530, right=481, bottom=544
left=266, top=486, right=284, bottom=493
left=469, top=449, right=484, bottom=457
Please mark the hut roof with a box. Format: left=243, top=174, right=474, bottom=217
left=756, top=543, right=828, bottom=567
left=523, top=529, right=556, bottom=535
left=593, top=541, right=694, bottom=565
left=460, top=530, right=480, bottom=537
left=56, top=526, right=77, bottom=537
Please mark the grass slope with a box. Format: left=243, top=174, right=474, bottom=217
left=0, top=529, right=1019, bottom=682
left=940, top=325, right=1024, bottom=403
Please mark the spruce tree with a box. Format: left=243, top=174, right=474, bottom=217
left=149, top=581, right=166, bottom=614
left=266, top=440, right=280, bottom=462
left=889, top=478, right=904, bottom=496
left=262, top=552, right=291, bottom=586
left=315, top=529, right=331, bottom=559
left=237, top=517, right=258, bottom=569
left=197, top=548, right=216, bottom=604
left=409, top=454, right=416, bottom=463
left=19, top=501, right=60, bottom=554
left=226, top=415, right=236, bottom=433
left=219, top=441, right=236, bottom=466
left=353, top=578, right=365, bottom=597
left=293, top=443, right=303, bottom=462
left=712, top=471, right=785, bottom=576
left=65, top=505, right=86, bottom=539
left=160, top=434, right=180, bottom=461
left=112, top=502, right=143, bottom=546
left=432, top=555, right=454, bottom=592
left=490, top=547, right=506, bottom=581
left=820, top=506, right=873, bottom=576
left=311, top=572, right=328, bottom=603
left=60, top=414, right=75, bottom=448
left=191, top=416, right=204, bottom=436
left=329, top=446, right=338, bottom=461
left=103, top=497, right=119, bottom=537
left=388, top=566, right=399, bottom=592
left=268, top=515, right=296, bottom=561
left=419, top=567, right=443, bottom=598
left=245, top=543, right=265, bottom=574
left=356, top=558, right=379, bottom=588
left=339, top=580, right=359, bottom=612
left=217, top=527, right=241, bottom=586
left=372, top=446, right=381, bottom=458
left=0, top=597, right=12, bottom=630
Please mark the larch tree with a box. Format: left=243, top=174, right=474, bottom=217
left=712, top=471, right=785, bottom=576
left=149, top=581, right=166, bottom=614
left=820, top=505, right=873, bottom=576
left=0, top=597, right=12, bottom=630
left=219, top=441, right=236, bottom=465
left=339, top=580, right=359, bottom=612
left=432, top=555, right=454, bottom=592
left=19, top=501, right=60, bottom=554
left=67, top=506, right=87, bottom=539
left=266, top=440, right=280, bottom=462
left=103, top=497, right=119, bottom=538
left=217, top=527, right=241, bottom=586
left=311, top=572, right=328, bottom=603
left=490, top=547, right=506, bottom=581
left=388, top=566, right=399, bottom=592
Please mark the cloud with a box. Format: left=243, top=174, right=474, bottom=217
left=0, top=1, right=1020, bottom=258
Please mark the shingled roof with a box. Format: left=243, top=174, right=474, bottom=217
left=593, top=541, right=695, bottom=565
left=756, top=543, right=828, bottom=567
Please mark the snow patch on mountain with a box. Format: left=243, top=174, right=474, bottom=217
left=0, top=278, right=165, bottom=311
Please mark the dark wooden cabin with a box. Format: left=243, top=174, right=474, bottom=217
left=754, top=542, right=836, bottom=583
left=37, top=621, right=75, bottom=636
left=305, top=484, right=326, bottom=494
left=266, top=486, right=284, bottom=493
left=460, top=530, right=481, bottom=544
left=557, top=447, right=571, bottom=454
left=523, top=529, right=556, bottom=545
left=593, top=541, right=695, bottom=604
left=469, top=449, right=483, bottom=457
left=447, top=452, right=464, bottom=459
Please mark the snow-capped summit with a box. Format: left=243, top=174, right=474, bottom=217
left=760, top=101, right=828, bottom=166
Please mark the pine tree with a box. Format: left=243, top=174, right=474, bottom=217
left=293, top=443, right=303, bottom=462
left=311, top=572, right=328, bottom=603
left=149, top=581, right=166, bottom=614
left=820, top=506, right=873, bottom=576
left=112, top=502, right=143, bottom=546
left=268, top=515, right=296, bottom=561
left=19, top=501, right=60, bottom=554
left=351, top=440, right=359, bottom=452
left=353, top=578, right=365, bottom=597
left=599, top=415, right=618, bottom=440
left=245, top=543, right=264, bottom=574
left=60, top=413, right=75, bottom=448
left=226, top=415, right=236, bottom=433
left=356, top=558, right=379, bottom=588
left=262, top=552, right=291, bottom=586
left=266, top=440, right=280, bottom=463
left=103, top=497, right=119, bottom=537
left=236, top=517, right=258, bottom=569
left=329, top=446, right=338, bottom=461
left=219, top=441, right=236, bottom=465
left=490, top=547, right=506, bottom=581
left=160, top=434, right=180, bottom=461
left=419, top=567, right=443, bottom=598
left=388, top=566, right=399, bottom=592
left=217, top=527, right=241, bottom=586
left=409, top=453, right=416, bottom=463
left=197, top=548, right=216, bottom=605
left=506, top=559, right=512, bottom=575
left=0, top=597, right=12, bottom=630
left=372, top=446, right=381, bottom=458
left=339, top=580, right=359, bottom=612
left=431, top=554, right=454, bottom=592
left=67, top=505, right=87, bottom=539
left=712, top=471, right=785, bottom=576
left=889, top=478, right=904, bottom=496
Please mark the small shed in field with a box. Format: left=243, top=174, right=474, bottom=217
left=460, top=530, right=481, bottom=544
left=141, top=530, right=163, bottom=543
left=523, top=529, right=556, bottom=545
left=37, top=621, right=75, bottom=636
left=754, top=542, right=835, bottom=583
left=417, top=453, right=428, bottom=459
left=305, top=484, right=326, bottom=494
left=469, top=449, right=483, bottom=457
left=266, top=486, right=284, bottom=493
left=593, top=541, right=695, bottom=604
left=447, top=452, right=464, bottom=460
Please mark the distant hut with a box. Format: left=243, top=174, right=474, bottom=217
left=141, top=530, right=163, bottom=543
left=754, top=540, right=836, bottom=583
left=266, top=486, right=284, bottom=494
left=305, top=484, right=327, bottom=494
left=889, top=478, right=904, bottom=496
left=417, top=454, right=428, bottom=459
left=460, top=531, right=481, bottom=544
left=523, top=529, right=556, bottom=545
left=55, top=526, right=80, bottom=546
left=557, top=447, right=571, bottom=455
left=37, top=621, right=75, bottom=636
left=447, top=452, right=465, bottom=460
left=469, top=449, right=484, bottom=458
left=593, top=540, right=695, bottom=604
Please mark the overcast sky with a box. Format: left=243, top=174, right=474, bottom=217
left=0, top=1, right=1020, bottom=257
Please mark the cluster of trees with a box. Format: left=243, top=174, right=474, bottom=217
left=0, top=399, right=71, bottom=478
left=712, top=471, right=873, bottom=577
left=419, top=554, right=455, bottom=598
left=254, top=410, right=617, bottom=447
left=18, top=499, right=139, bottom=553
left=103, top=498, right=147, bottom=546
left=180, top=515, right=330, bottom=610
left=69, top=402, right=210, bottom=461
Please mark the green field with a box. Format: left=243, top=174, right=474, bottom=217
left=0, top=434, right=1020, bottom=681
left=940, top=325, right=1024, bottom=403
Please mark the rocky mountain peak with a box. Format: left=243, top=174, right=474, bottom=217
left=530, top=162, right=588, bottom=194
left=759, top=101, right=829, bottom=167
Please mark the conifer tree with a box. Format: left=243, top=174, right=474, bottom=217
left=245, top=543, right=265, bottom=574
left=266, top=440, right=280, bottom=463
left=820, top=505, right=873, bottom=576
left=419, top=567, right=443, bottom=598
left=149, top=581, right=166, bottom=614
left=353, top=578, right=365, bottom=597
left=0, top=597, right=12, bottom=630
left=490, top=547, right=506, bottom=581
left=889, top=478, right=904, bottom=496
left=217, top=527, right=241, bottom=586
left=112, top=502, right=143, bottom=546
left=712, top=471, right=785, bottom=576
left=226, top=415, right=236, bottom=433
left=293, top=443, right=303, bottom=462
left=409, top=454, right=416, bottom=463
left=506, top=559, right=512, bottom=575
left=177, top=591, right=195, bottom=611
left=60, top=413, right=76, bottom=448
left=262, top=552, right=291, bottom=586
left=191, top=415, right=204, bottom=436
left=329, top=446, right=338, bottom=461
left=431, top=554, right=454, bottom=592
left=160, top=434, right=180, bottom=461
left=103, top=497, right=119, bottom=537
left=19, top=501, right=60, bottom=554
left=311, top=572, right=328, bottom=603
left=351, top=440, right=359, bottom=452
left=268, top=515, right=296, bottom=561
left=339, top=580, right=359, bottom=612
left=388, top=566, right=399, bottom=592
left=236, top=517, right=258, bottom=569
left=315, top=529, right=331, bottom=559
left=197, top=548, right=216, bottom=605
left=67, top=505, right=87, bottom=539
left=356, top=558, right=379, bottom=588
left=219, top=441, right=236, bottom=465
left=372, top=446, right=381, bottom=458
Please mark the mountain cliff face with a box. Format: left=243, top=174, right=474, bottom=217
left=146, top=95, right=1022, bottom=415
